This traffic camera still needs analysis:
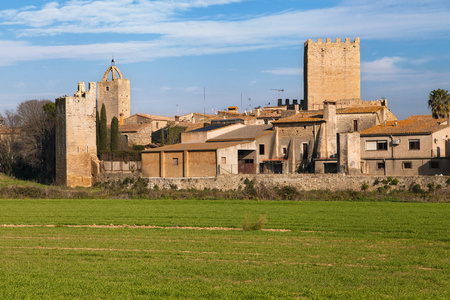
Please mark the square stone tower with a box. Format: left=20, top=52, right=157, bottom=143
left=56, top=82, right=98, bottom=187
left=97, top=63, right=131, bottom=122
left=304, top=38, right=360, bottom=111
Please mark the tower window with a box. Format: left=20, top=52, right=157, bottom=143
left=353, top=120, right=358, bottom=132
left=106, top=87, right=109, bottom=91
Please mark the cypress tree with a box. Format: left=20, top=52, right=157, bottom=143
left=96, top=110, right=100, bottom=153
left=110, top=116, right=119, bottom=151
left=160, top=129, right=165, bottom=146
left=99, top=104, right=108, bottom=151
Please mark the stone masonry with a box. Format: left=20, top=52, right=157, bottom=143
left=97, top=65, right=131, bottom=122
left=56, top=82, right=99, bottom=187
left=304, top=38, right=360, bottom=110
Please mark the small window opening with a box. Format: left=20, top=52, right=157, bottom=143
left=259, top=144, right=265, bottom=155
left=173, top=158, right=178, bottom=165
left=377, top=162, right=385, bottom=169
left=403, top=162, right=412, bottom=169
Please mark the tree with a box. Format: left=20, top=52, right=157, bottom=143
left=0, top=109, right=21, bottom=176
left=99, top=104, right=108, bottom=151
left=110, top=116, right=119, bottom=151
left=0, top=99, right=56, bottom=183
left=428, top=89, right=450, bottom=119
left=96, top=110, right=100, bottom=154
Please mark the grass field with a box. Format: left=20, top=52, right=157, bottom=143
left=0, top=199, right=448, bottom=299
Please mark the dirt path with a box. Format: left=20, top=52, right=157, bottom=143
left=0, top=224, right=290, bottom=232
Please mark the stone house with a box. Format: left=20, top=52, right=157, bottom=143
left=141, top=124, right=274, bottom=177
left=121, top=113, right=174, bottom=146
left=270, top=102, right=397, bottom=174
left=359, top=115, right=450, bottom=175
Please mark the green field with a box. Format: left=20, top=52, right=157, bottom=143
left=0, top=199, right=448, bottom=299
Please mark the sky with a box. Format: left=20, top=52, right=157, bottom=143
left=0, top=0, right=449, bottom=120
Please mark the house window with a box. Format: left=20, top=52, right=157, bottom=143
left=366, top=140, right=388, bottom=151
left=221, top=157, right=226, bottom=164
left=173, top=158, right=178, bottom=165
left=403, top=162, right=412, bottom=169
left=353, top=120, right=358, bottom=132
left=409, top=139, right=420, bottom=150
left=430, top=161, right=439, bottom=169
left=259, top=144, right=265, bottom=155
left=156, top=122, right=159, bottom=129
left=282, top=147, right=287, bottom=155
left=106, top=87, right=109, bottom=91
left=377, top=162, right=385, bottom=169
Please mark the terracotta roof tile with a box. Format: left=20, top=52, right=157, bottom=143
left=361, top=115, right=449, bottom=136
left=142, top=141, right=251, bottom=152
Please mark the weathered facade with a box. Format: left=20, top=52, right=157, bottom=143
left=359, top=115, right=450, bottom=175
left=97, top=64, right=131, bottom=121
left=304, top=38, right=361, bottom=110
left=55, top=82, right=99, bottom=187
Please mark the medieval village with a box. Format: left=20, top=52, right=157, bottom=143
left=37, top=37, right=449, bottom=189
left=0, top=1, right=449, bottom=298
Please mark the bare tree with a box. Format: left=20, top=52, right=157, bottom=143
left=0, top=99, right=56, bottom=183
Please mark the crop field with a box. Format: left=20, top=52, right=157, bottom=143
left=0, top=199, right=448, bottom=299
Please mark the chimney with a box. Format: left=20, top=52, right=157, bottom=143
left=175, top=115, right=180, bottom=122
left=119, top=113, right=124, bottom=125
left=278, top=99, right=283, bottom=106
left=285, top=99, right=290, bottom=106
left=323, top=101, right=337, bottom=158
left=254, top=107, right=261, bottom=117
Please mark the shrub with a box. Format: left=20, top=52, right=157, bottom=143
left=411, top=184, right=423, bottom=194
left=361, top=182, right=369, bottom=191
left=277, top=186, right=300, bottom=200
left=390, top=178, right=399, bottom=185
left=243, top=215, right=267, bottom=231
left=374, top=179, right=380, bottom=185
left=133, top=145, right=145, bottom=151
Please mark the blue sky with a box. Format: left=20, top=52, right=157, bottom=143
left=0, top=0, right=449, bottom=120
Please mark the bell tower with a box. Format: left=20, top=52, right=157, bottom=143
left=97, top=59, right=131, bottom=121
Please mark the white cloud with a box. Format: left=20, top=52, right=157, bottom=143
left=361, top=57, right=416, bottom=81
left=262, top=68, right=302, bottom=76
left=0, top=1, right=449, bottom=65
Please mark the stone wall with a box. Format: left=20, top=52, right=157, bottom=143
left=137, top=174, right=450, bottom=192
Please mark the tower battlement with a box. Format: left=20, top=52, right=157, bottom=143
left=304, top=37, right=360, bottom=46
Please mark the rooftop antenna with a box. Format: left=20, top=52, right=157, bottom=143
left=271, top=88, right=284, bottom=99
left=176, top=104, right=179, bottom=116
left=248, top=98, right=251, bottom=111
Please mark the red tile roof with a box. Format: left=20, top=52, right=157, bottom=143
left=361, top=115, right=449, bottom=136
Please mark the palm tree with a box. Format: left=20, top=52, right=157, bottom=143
left=428, top=89, right=449, bottom=119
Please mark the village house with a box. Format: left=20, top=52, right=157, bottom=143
left=359, top=115, right=450, bottom=175
left=120, top=113, right=174, bottom=146
left=141, top=124, right=274, bottom=177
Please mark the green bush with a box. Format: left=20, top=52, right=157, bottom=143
left=133, top=145, right=145, bottom=151
left=243, top=215, right=267, bottom=231
left=411, top=184, right=423, bottom=194
left=361, top=182, right=369, bottom=191
left=390, top=178, right=399, bottom=185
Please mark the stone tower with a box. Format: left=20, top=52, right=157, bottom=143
left=56, top=82, right=99, bottom=187
left=97, top=61, right=131, bottom=122
left=304, top=38, right=360, bottom=111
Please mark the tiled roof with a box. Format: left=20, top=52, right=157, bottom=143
left=142, top=141, right=251, bottom=152
left=361, top=115, right=449, bottom=136
left=336, top=106, right=383, bottom=114
left=208, top=125, right=273, bottom=142
left=272, top=112, right=324, bottom=124
left=119, top=123, right=151, bottom=132
left=272, top=106, right=386, bottom=124
left=128, top=114, right=174, bottom=122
